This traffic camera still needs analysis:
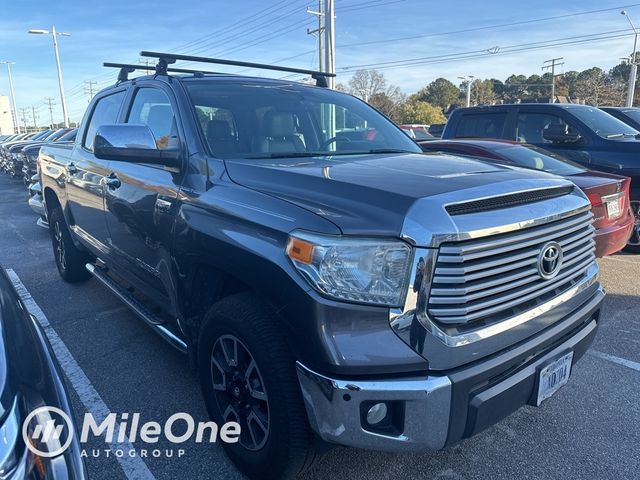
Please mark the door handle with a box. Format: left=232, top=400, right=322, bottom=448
left=66, top=162, right=77, bottom=174
left=105, top=174, right=121, bottom=190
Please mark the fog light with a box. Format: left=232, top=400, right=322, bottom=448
left=366, top=402, right=388, bottom=425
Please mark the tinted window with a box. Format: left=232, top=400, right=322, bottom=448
left=568, top=106, right=639, bottom=139
left=184, top=81, right=420, bottom=158
left=83, top=91, right=126, bottom=151
left=127, top=88, right=178, bottom=149
left=516, top=112, right=571, bottom=144
left=454, top=113, right=506, bottom=139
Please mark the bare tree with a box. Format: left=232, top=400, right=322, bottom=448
left=348, top=69, right=389, bottom=101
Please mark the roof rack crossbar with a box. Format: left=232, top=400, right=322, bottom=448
left=139, top=51, right=335, bottom=87
left=103, top=62, right=224, bottom=80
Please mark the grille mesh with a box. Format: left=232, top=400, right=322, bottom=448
left=445, top=186, right=575, bottom=216
left=428, top=210, right=595, bottom=326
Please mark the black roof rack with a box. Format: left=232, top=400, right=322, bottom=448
left=103, top=62, right=224, bottom=82
left=139, top=51, right=335, bottom=87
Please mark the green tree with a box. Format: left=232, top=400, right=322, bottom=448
left=415, top=78, right=461, bottom=109
left=503, top=74, right=527, bottom=101
left=470, top=79, right=496, bottom=105
left=400, top=100, right=446, bottom=124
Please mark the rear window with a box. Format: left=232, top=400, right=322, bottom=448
left=454, top=113, right=507, bottom=139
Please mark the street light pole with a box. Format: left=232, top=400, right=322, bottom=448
left=458, top=76, right=474, bottom=107
left=622, top=10, right=639, bottom=107
left=28, top=26, right=71, bottom=127
left=0, top=61, right=20, bottom=134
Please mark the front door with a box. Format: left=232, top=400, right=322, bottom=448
left=103, top=85, right=184, bottom=305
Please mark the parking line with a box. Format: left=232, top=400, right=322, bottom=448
left=6, top=269, right=156, bottom=480
left=588, top=349, right=640, bottom=372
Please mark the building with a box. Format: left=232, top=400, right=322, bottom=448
left=0, top=95, right=15, bottom=135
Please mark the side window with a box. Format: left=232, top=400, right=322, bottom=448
left=454, top=113, right=507, bottom=139
left=516, top=112, right=570, bottom=144
left=82, top=91, right=126, bottom=151
left=127, top=88, right=178, bottom=149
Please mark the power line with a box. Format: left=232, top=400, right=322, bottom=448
left=340, top=28, right=634, bottom=71
left=338, top=3, right=640, bottom=48
left=542, top=57, right=565, bottom=102
left=84, top=80, right=98, bottom=102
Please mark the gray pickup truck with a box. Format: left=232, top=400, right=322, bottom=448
left=38, top=53, right=604, bottom=479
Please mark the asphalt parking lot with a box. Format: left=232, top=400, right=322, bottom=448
left=1, top=173, right=638, bottom=480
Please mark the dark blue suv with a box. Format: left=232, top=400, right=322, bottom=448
left=443, top=103, right=640, bottom=251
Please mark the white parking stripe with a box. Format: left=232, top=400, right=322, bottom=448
left=6, top=269, right=156, bottom=480
left=589, top=350, right=640, bottom=372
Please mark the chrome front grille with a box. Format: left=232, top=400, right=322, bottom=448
left=428, top=210, right=595, bottom=326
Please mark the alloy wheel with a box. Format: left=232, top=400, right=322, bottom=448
left=211, top=334, right=269, bottom=451
left=54, top=220, right=66, bottom=269
left=630, top=201, right=640, bottom=246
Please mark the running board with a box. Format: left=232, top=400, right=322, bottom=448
left=85, top=263, right=187, bottom=353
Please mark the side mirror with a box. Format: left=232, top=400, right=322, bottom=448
left=93, top=124, right=181, bottom=167
left=542, top=123, right=581, bottom=143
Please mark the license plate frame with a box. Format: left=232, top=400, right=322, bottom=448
left=535, top=351, right=574, bottom=406
left=603, top=192, right=623, bottom=220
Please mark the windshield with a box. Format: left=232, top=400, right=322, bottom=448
left=618, top=108, right=640, bottom=124
left=494, top=144, right=586, bottom=175
left=569, top=107, right=639, bottom=139
left=56, top=129, right=77, bottom=143
left=184, top=80, right=421, bottom=158
left=31, top=130, right=51, bottom=141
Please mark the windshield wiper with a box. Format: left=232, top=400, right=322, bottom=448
left=243, top=152, right=327, bottom=159
left=355, top=148, right=417, bottom=154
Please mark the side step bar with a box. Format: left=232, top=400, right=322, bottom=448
left=85, top=263, right=187, bottom=353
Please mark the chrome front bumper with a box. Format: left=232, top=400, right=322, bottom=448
left=296, top=362, right=452, bottom=452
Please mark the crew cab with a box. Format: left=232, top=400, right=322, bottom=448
left=39, top=53, right=605, bottom=479
left=442, top=103, right=640, bottom=252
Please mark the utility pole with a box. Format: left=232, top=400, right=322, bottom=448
left=19, top=107, right=29, bottom=132
left=84, top=80, right=98, bottom=103
left=0, top=61, right=20, bottom=134
left=458, top=75, right=474, bottom=107
left=31, top=106, right=38, bottom=129
left=622, top=10, right=639, bottom=107
left=324, top=0, right=335, bottom=90
left=306, top=0, right=324, bottom=72
left=44, top=97, right=56, bottom=128
left=542, top=57, right=564, bottom=103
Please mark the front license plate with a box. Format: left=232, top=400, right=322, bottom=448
left=536, top=351, right=574, bottom=406
left=606, top=199, right=622, bottom=219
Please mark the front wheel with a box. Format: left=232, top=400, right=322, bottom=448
left=48, top=206, right=93, bottom=282
left=623, top=200, right=640, bottom=253
left=198, top=293, right=316, bottom=479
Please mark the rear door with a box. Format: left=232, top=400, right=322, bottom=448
left=515, top=108, right=592, bottom=167
left=103, top=83, right=185, bottom=305
left=66, top=89, right=127, bottom=254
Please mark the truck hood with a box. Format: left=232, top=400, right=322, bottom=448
left=224, top=152, right=562, bottom=236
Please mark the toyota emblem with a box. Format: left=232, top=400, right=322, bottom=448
left=538, top=242, right=563, bottom=280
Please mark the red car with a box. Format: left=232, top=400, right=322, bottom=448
left=419, top=139, right=634, bottom=257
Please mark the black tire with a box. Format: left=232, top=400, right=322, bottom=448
left=623, top=200, right=640, bottom=253
left=48, top=206, right=93, bottom=282
left=198, top=293, right=316, bottom=480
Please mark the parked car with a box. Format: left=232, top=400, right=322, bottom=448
left=26, top=129, right=78, bottom=226
left=1, top=130, right=50, bottom=174
left=40, top=54, right=604, bottom=479
left=5, top=129, right=73, bottom=178
left=0, top=266, right=87, bottom=479
left=442, top=103, right=640, bottom=252
left=600, top=106, right=640, bottom=131
left=419, top=139, right=634, bottom=257
left=400, top=125, right=434, bottom=140
left=428, top=123, right=446, bottom=137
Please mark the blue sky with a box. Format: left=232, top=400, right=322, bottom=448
left=1, top=0, right=639, bottom=125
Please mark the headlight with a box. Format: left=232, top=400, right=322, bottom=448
left=0, top=399, right=21, bottom=478
left=286, top=231, right=413, bottom=307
